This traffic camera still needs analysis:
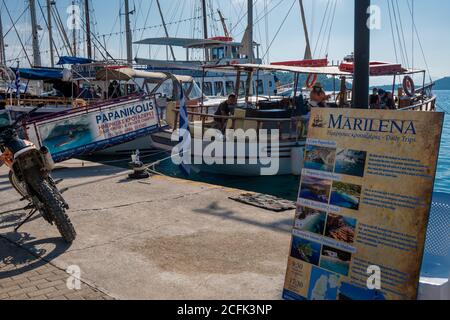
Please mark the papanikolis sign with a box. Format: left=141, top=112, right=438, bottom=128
left=283, top=108, right=444, bottom=300
left=26, top=96, right=159, bottom=162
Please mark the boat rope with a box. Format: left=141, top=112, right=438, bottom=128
left=1, top=0, right=32, bottom=66
left=36, top=0, right=61, bottom=60
left=324, top=0, right=337, bottom=57
left=405, top=0, right=433, bottom=83
left=262, top=0, right=297, bottom=61
left=312, top=0, right=330, bottom=58
left=2, top=7, right=28, bottom=39
left=387, top=0, right=399, bottom=64
left=394, top=0, right=410, bottom=68
left=134, top=0, right=154, bottom=58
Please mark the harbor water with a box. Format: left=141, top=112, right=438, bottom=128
left=86, top=90, right=450, bottom=201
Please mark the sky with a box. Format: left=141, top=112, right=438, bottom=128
left=1, top=0, right=450, bottom=83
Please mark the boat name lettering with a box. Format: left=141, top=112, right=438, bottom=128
left=328, top=114, right=416, bottom=135
left=96, top=102, right=153, bottom=124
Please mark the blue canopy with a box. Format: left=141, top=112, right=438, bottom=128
left=13, top=67, right=64, bottom=81
left=57, top=56, right=95, bottom=65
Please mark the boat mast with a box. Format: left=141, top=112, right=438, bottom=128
left=46, top=0, right=54, bottom=67
left=71, top=0, right=77, bottom=56
left=124, top=0, right=133, bottom=65
left=299, top=0, right=312, bottom=60
left=29, top=0, right=42, bottom=67
left=84, top=0, right=92, bottom=59
left=352, top=0, right=371, bottom=109
left=155, top=0, right=176, bottom=61
left=217, top=10, right=230, bottom=38
left=0, top=10, right=6, bottom=65
left=247, top=0, right=254, bottom=63
left=201, top=0, right=209, bottom=61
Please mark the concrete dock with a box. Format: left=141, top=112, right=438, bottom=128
left=0, top=160, right=294, bottom=300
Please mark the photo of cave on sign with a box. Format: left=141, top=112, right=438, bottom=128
left=330, top=182, right=362, bottom=211
left=304, top=145, right=337, bottom=173
left=325, top=213, right=357, bottom=244
left=334, top=149, right=367, bottom=178
left=295, top=206, right=327, bottom=235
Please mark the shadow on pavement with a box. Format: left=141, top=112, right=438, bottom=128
left=0, top=232, right=71, bottom=279
left=194, top=201, right=294, bottom=234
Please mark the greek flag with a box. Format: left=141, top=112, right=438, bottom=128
left=178, top=87, right=191, bottom=175
left=15, top=68, right=20, bottom=98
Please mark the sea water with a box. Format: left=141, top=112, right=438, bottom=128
left=87, top=91, right=450, bottom=201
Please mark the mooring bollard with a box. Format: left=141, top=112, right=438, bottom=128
left=128, top=150, right=150, bottom=180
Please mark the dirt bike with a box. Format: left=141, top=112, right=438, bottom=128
left=0, top=107, right=76, bottom=243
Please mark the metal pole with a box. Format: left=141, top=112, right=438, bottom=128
left=124, top=0, right=133, bottom=65
left=299, top=0, right=312, bottom=60
left=46, top=0, right=54, bottom=67
left=84, top=0, right=92, bottom=59
left=29, top=0, right=42, bottom=67
left=72, top=0, right=77, bottom=56
left=352, top=0, right=371, bottom=109
left=156, top=0, right=176, bottom=61
left=0, top=10, right=6, bottom=65
left=247, top=0, right=254, bottom=63
left=201, top=0, right=209, bottom=61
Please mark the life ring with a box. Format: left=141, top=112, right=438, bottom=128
left=403, top=76, right=415, bottom=97
left=306, top=74, right=318, bottom=88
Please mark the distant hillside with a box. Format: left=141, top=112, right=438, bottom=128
left=372, top=76, right=450, bottom=92
left=434, top=77, right=450, bottom=90
left=275, top=72, right=351, bottom=91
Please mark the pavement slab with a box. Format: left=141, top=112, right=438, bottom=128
left=0, top=159, right=294, bottom=300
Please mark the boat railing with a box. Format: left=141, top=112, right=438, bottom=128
left=172, top=109, right=308, bottom=141
left=399, top=95, right=436, bottom=112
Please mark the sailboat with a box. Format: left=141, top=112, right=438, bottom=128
left=134, top=0, right=277, bottom=99
left=149, top=0, right=437, bottom=176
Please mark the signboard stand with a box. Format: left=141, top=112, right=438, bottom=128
left=283, top=108, right=444, bottom=300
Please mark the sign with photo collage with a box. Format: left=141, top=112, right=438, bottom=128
left=283, top=108, right=444, bottom=300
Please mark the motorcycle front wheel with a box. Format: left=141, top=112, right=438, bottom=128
left=33, top=179, right=77, bottom=244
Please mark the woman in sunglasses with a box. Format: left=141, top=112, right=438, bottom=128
left=309, top=82, right=330, bottom=108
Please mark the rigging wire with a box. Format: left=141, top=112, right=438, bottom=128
left=312, top=0, right=330, bottom=58
left=387, top=0, right=399, bottom=64
left=394, top=0, right=410, bottom=68
left=262, top=0, right=296, bottom=60
left=1, top=0, right=32, bottom=65
left=405, top=0, right=432, bottom=82
left=324, top=0, right=337, bottom=57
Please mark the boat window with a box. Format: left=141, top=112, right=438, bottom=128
left=225, top=81, right=234, bottom=95
left=211, top=47, right=225, bottom=60
left=255, top=80, right=264, bottom=95
left=186, top=81, right=203, bottom=100
left=214, top=82, right=225, bottom=96
left=157, top=79, right=174, bottom=99
left=231, top=47, right=240, bottom=59
left=239, top=81, right=246, bottom=96
left=202, top=82, right=213, bottom=96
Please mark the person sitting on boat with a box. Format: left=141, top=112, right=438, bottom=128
left=369, top=88, right=381, bottom=109
left=214, top=93, right=237, bottom=131
left=309, top=82, right=330, bottom=108
left=384, top=91, right=396, bottom=110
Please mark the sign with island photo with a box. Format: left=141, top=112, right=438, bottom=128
left=283, top=108, right=444, bottom=300
left=26, top=96, right=159, bottom=162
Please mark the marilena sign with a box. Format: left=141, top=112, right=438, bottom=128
left=284, top=108, right=444, bottom=301
left=328, top=114, right=417, bottom=135
left=95, top=102, right=154, bottom=124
